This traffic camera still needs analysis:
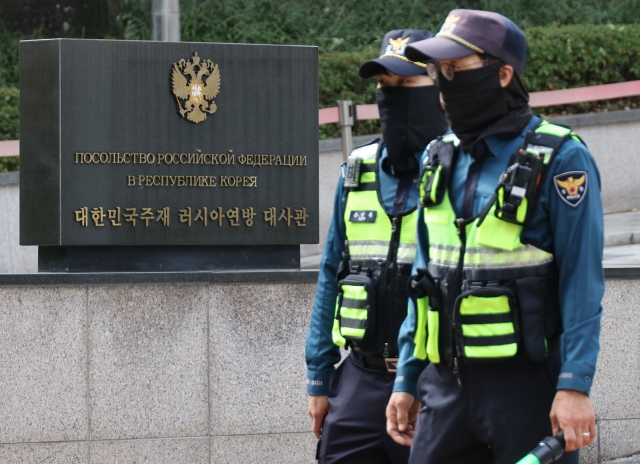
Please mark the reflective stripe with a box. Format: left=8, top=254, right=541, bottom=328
left=536, top=120, right=572, bottom=138
left=360, top=172, right=376, bottom=183
left=462, top=322, right=514, bottom=337
left=348, top=243, right=388, bottom=261
left=413, top=296, right=429, bottom=360
left=342, top=284, right=368, bottom=301
left=465, top=344, right=518, bottom=358
left=429, top=243, right=553, bottom=268
left=348, top=242, right=416, bottom=264
left=460, top=295, right=510, bottom=315
left=340, top=306, right=367, bottom=320
left=341, top=327, right=366, bottom=339
left=427, top=309, right=440, bottom=363
left=397, top=244, right=417, bottom=263
left=332, top=300, right=346, bottom=347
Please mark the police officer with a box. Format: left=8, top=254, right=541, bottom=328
left=305, top=29, right=449, bottom=464
left=385, top=10, right=603, bottom=464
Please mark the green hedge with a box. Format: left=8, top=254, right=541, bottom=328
left=1, top=23, right=640, bottom=151
left=319, top=24, right=640, bottom=109
left=0, top=86, right=19, bottom=140
left=116, top=0, right=640, bottom=50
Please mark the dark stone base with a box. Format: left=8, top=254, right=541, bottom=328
left=38, top=245, right=300, bottom=273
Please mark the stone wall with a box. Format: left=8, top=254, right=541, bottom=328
left=0, top=276, right=638, bottom=463
left=0, top=279, right=317, bottom=463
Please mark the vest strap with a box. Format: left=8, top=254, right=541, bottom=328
left=464, top=334, right=517, bottom=347
left=460, top=313, right=513, bottom=325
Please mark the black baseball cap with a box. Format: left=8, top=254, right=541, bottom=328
left=359, top=29, right=436, bottom=79
left=405, top=10, right=527, bottom=75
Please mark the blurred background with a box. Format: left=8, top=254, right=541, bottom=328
left=1, top=0, right=640, bottom=172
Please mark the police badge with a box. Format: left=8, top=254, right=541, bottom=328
left=554, top=171, right=588, bottom=207
left=171, top=52, right=221, bottom=124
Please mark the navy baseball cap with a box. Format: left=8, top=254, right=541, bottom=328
left=359, top=29, right=436, bottom=79
left=405, top=10, right=527, bottom=75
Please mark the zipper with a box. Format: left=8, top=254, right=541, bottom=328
left=451, top=218, right=467, bottom=387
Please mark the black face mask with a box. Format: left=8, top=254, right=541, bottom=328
left=438, top=62, right=532, bottom=159
left=377, top=85, right=448, bottom=176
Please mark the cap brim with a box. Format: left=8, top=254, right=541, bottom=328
left=359, top=57, right=426, bottom=79
left=405, top=36, right=476, bottom=62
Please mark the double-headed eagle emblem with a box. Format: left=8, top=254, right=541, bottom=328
left=171, top=52, right=221, bottom=124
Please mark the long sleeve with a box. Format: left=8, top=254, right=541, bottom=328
left=393, top=207, right=430, bottom=398
left=524, top=140, right=604, bottom=394
left=305, top=175, right=347, bottom=396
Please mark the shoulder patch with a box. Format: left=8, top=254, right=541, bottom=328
left=349, top=211, right=377, bottom=223
left=554, top=171, right=588, bottom=207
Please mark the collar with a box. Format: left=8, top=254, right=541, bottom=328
left=483, top=115, right=539, bottom=158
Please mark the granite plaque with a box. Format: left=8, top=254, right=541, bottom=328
left=20, top=39, right=319, bottom=247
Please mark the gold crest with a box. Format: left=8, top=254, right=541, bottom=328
left=171, top=52, right=221, bottom=124
left=389, top=37, right=410, bottom=51
left=441, top=14, right=461, bottom=32
left=556, top=175, right=585, bottom=195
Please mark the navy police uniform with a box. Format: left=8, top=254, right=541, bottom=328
left=394, top=10, right=604, bottom=464
left=306, top=29, right=448, bottom=464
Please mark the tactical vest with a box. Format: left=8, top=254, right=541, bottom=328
left=410, top=121, right=583, bottom=370
left=331, top=141, right=419, bottom=358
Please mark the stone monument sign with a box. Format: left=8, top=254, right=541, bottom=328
left=19, top=39, right=318, bottom=271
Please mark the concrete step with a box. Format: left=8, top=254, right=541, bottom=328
left=604, top=209, right=640, bottom=248
left=605, top=455, right=640, bottom=463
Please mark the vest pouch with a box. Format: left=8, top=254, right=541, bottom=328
left=454, top=287, right=520, bottom=362
left=334, top=274, right=376, bottom=344
left=516, top=276, right=550, bottom=363
left=409, top=269, right=441, bottom=363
